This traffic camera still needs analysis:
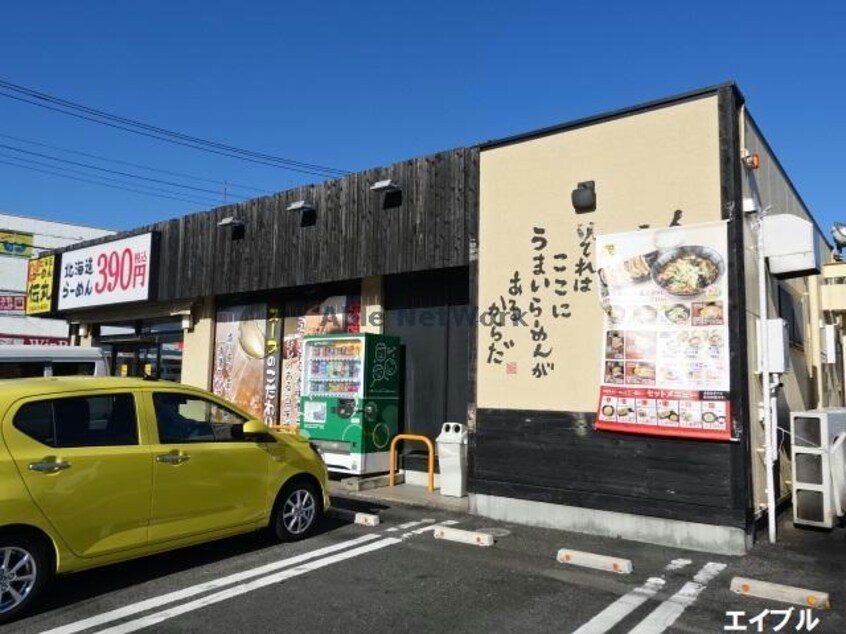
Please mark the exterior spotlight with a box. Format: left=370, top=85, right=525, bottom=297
left=217, top=216, right=244, bottom=228
left=572, top=181, right=596, bottom=213
left=286, top=200, right=315, bottom=212
left=370, top=179, right=400, bottom=193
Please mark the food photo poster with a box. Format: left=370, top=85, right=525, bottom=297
left=595, top=221, right=732, bottom=441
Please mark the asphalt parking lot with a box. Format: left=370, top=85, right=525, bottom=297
left=4, top=499, right=844, bottom=634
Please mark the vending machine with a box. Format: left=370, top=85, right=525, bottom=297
left=299, top=333, right=401, bottom=475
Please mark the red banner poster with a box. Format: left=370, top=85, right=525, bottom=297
left=595, top=221, right=733, bottom=441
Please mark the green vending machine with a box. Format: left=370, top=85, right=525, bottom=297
left=299, top=333, right=401, bottom=475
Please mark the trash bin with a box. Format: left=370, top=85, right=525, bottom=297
left=436, top=422, right=468, bottom=497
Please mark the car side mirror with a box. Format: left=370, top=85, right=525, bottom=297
left=242, top=420, right=275, bottom=442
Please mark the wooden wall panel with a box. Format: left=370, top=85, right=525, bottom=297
left=66, top=148, right=474, bottom=305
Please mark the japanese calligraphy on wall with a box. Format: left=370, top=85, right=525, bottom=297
left=25, top=254, right=56, bottom=315
left=0, top=230, right=33, bottom=257
left=483, top=223, right=594, bottom=379
left=57, top=233, right=155, bottom=310
left=595, top=221, right=732, bottom=441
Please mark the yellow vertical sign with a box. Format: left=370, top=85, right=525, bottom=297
left=25, top=255, right=55, bottom=315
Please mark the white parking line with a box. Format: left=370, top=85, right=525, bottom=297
left=42, top=534, right=382, bottom=634
left=572, top=577, right=666, bottom=634
left=572, top=559, right=691, bottom=634
left=94, top=537, right=402, bottom=634
left=628, top=562, right=727, bottom=634
left=45, top=519, right=456, bottom=634
left=386, top=520, right=429, bottom=532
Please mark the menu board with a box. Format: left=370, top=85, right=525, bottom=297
left=595, top=221, right=732, bottom=441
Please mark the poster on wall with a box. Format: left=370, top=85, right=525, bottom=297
left=57, top=233, right=155, bottom=310
left=277, top=295, right=361, bottom=429
left=595, top=220, right=732, bottom=441
left=212, top=304, right=269, bottom=420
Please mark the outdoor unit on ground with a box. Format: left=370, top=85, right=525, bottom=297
left=790, top=408, right=846, bottom=529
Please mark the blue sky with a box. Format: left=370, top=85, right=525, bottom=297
left=0, top=1, right=844, bottom=232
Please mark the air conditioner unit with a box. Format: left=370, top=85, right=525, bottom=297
left=790, top=408, right=846, bottom=528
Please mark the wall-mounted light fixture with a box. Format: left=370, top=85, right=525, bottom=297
left=286, top=200, right=316, bottom=213
left=571, top=181, right=596, bottom=213
left=181, top=314, right=193, bottom=332
left=370, top=179, right=400, bottom=193
left=217, top=216, right=244, bottom=228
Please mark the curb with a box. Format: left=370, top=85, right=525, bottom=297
left=556, top=548, right=633, bottom=574
left=730, top=577, right=831, bottom=609
left=433, top=526, right=495, bottom=546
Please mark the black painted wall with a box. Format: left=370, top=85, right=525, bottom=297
left=384, top=267, right=470, bottom=464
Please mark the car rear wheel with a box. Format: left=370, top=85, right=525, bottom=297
left=0, top=534, right=50, bottom=624
left=271, top=480, right=322, bottom=542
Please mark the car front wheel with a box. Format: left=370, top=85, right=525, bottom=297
left=0, top=534, right=50, bottom=624
left=271, top=480, right=322, bottom=542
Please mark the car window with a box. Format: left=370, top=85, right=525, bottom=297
left=153, top=393, right=249, bottom=444
left=13, top=394, right=138, bottom=448
left=52, top=361, right=97, bottom=376
left=0, top=362, right=46, bottom=379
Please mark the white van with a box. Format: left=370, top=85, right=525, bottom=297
left=0, top=345, right=108, bottom=379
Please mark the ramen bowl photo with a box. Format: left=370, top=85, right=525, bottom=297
left=651, top=246, right=725, bottom=297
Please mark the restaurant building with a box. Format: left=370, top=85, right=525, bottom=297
left=32, top=83, right=842, bottom=554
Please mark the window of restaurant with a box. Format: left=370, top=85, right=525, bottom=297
left=94, top=318, right=184, bottom=381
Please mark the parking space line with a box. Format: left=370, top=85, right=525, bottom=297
left=627, top=562, right=727, bottom=634
left=94, top=538, right=403, bottom=634
left=42, top=534, right=382, bottom=634
left=571, top=558, right=691, bottom=634
left=385, top=520, right=429, bottom=532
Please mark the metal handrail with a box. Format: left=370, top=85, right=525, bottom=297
left=389, top=433, right=434, bottom=493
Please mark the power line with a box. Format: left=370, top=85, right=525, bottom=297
left=0, top=157, right=214, bottom=207
left=0, top=151, right=223, bottom=206
left=0, top=132, right=275, bottom=195
left=0, top=78, right=351, bottom=178
left=0, top=142, right=245, bottom=200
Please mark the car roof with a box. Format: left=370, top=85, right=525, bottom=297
left=0, top=376, right=197, bottom=398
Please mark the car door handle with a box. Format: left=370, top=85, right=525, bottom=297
left=29, top=460, right=71, bottom=473
left=156, top=453, right=191, bottom=465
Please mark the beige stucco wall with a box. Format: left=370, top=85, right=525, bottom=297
left=181, top=296, right=215, bottom=389
left=477, top=95, right=722, bottom=411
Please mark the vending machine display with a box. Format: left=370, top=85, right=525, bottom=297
left=299, top=333, right=401, bottom=474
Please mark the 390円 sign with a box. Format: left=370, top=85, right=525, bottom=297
left=57, top=233, right=156, bottom=310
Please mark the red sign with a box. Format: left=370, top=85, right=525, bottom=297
left=0, top=334, right=69, bottom=346
left=0, top=294, right=26, bottom=314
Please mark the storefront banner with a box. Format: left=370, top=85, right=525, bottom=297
left=25, top=255, right=56, bottom=315
left=0, top=230, right=33, bottom=257
left=212, top=304, right=268, bottom=419
left=263, top=305, right=282, bottom=426
left=595, top=221, right=732, bottom=441
left=0, top=294, right=26, bottom=314
left=57, top=233, right=154, bottom=310
left=0, top=334, right=68, bottom=346
left=278, top=295, right=362, bottom=429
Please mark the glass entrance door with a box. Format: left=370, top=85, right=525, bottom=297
left=112, top=344, right=159, bottom=378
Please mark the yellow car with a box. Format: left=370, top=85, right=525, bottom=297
left=0, top=377, right=329, bottom=623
